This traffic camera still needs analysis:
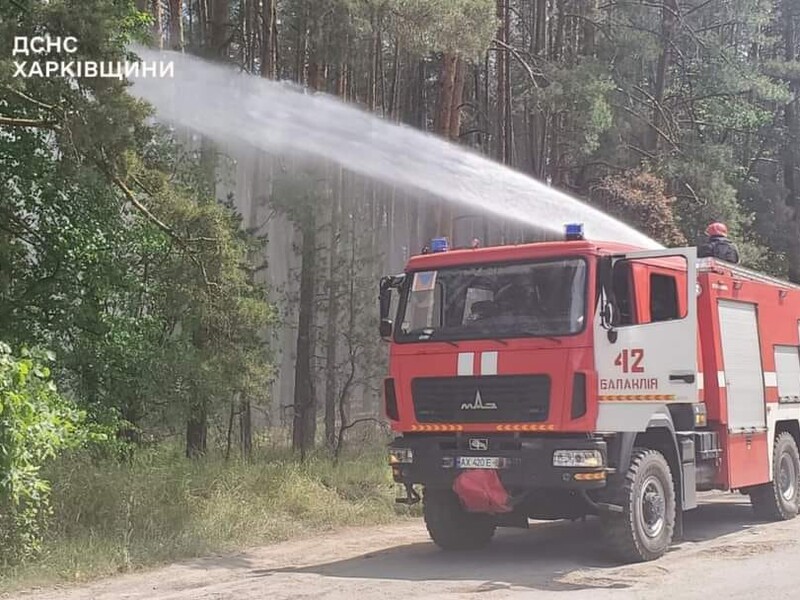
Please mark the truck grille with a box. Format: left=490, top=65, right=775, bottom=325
left=411, top=375, right=550, bottom=423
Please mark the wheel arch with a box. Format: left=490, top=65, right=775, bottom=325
left=607, top=411, right=690, bottom=513
left=767, top=406, right=800, bottom=476
left=775, top=419, right=800, bottom=449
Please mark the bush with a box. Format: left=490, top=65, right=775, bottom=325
left=0, top=344, right=88, bottom=564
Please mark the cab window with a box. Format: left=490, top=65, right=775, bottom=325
left=649, top=273, right=679, bottom=322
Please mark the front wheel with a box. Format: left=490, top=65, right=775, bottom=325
left=601, top=448, right=676, bottom=563
left=423, top=488, right=496, bottom=551
left=750, top=432, right=800, bottom=520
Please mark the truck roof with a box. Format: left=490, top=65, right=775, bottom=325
left=405, top=240, right=643, bottom=271
left=698, top=257, right=800, bottom=290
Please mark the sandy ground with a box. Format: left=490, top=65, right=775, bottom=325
left=8, top=492, right=800, bottom=600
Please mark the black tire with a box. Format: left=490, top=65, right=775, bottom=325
left=601, top=448, right=676, bottom=563
left=750, top=432, right=800, bottom=521
left=423, top=488, right=496, bottom=551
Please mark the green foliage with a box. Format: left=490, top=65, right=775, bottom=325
left=572, top=0, right=788, bottom=263
left=0, top=345, right=92, bottom=564
left=664, top=143, right=747, bottom=239
left=534, top=61, right=615, bottom=157
left=0, top=0, right=276, bottom=442
left=762, top=59, right=800, bottom=83
left=390, top=0, right=497, bottom=57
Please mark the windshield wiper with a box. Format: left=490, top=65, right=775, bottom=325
left=518, top=329, right=563, bottom=344
left=414, top=329, right=460, bottom=347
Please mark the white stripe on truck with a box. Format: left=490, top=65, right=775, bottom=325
left=457, top=352, right=474, bottom=376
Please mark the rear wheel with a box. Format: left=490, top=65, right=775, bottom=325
left=601, top=448, right=676, bottom=563
left=750, top=432, right=800, bottom=521
left=423, top=488, right=496, bottom=551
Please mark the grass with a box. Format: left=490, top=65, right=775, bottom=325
left=0, top=441, right=411, bottom=593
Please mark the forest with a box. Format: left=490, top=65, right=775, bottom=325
left=2, top=0, right=800, bottom=584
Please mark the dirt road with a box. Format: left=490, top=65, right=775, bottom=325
left=10, top=492, right=800, bottom=599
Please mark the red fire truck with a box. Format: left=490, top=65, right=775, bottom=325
left=379, top=225, right=800, bottom=562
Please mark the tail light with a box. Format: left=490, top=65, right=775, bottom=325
left=571, top=373, right=587, bottom=419
left=384, top=378, right=399, bottom=421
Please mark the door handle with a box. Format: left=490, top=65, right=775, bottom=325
left=669, top=374, right=696, bottom=384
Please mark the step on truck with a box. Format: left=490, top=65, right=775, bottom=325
left=379, top=225, right=800, bottom=562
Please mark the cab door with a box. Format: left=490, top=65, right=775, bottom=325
left=594, top=248, right=698, bottom=413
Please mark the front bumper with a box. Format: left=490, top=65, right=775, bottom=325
left=390, top=434, right=608, bottom=491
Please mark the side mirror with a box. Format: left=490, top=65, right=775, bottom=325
left=378, top=273, right=405, bottom=340
left=600, top=303, right=615, bottom=328
left=379, top=318, right=394, bottom=340
left=598, top=256, right=619, bottom=335
left=379, top=285, right=391, bottom=321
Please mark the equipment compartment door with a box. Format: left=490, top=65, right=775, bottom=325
left=717, top=300, right=765, bottom=430
left=595, top=248, right=698, bottom=413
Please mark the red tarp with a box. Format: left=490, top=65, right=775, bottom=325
left=452, top=469, right=512, bottom=513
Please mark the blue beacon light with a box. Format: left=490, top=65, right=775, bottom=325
left=565, top=223, right=584, bottom=241
left=431, top=237, right=449, bottom=253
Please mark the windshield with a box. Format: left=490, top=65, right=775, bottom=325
left=396, top=258, right=587, bottom=342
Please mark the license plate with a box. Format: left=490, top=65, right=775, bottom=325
left=456, top=456, right=502, bottom=469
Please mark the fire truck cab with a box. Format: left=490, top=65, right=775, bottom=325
left=380, top=226, right=800, bottom=562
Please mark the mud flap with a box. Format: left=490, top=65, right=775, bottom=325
left=452, top=470, right=512, bottom=514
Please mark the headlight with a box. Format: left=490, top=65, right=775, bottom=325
left=389, top=448, right=413, bottom=464
left=553, top=449, right=603, bottom=468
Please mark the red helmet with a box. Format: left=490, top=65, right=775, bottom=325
left=706, top=222, right=728, bottom=237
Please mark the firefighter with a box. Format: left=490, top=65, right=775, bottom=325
left=698, top=222, right=740, bottom=264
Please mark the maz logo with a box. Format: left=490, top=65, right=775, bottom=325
left=469, top=438, right=489, bottom=451
left=460, top=390, right=498, bottom=410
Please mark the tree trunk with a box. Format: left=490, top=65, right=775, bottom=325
left=168, top=0, right=184, bottom=51
left=534, top=0, right=547, bottom=56
left=324, top=171, right=342, bottom=449
left=292, top=216, right=317, bottom=457
left=151, top=0, right=164, bottom=48
left=196, top=0, right=208, bottom=47
left=225, top=396, right=235, bottom=460
left=426, top=53, right=459, bottom=242
left=581, top=0, right=596, bottom=57
left=448, top=57, right=465, bottom=139
left=306, top=5, right=325, bottom=92
left=434, top=55, right=457, bottom=137
left=240, top=398, right=252, bottom=459
left=367, top=14, right=380, bottom=111
left=496, top=0, right=512, bottom=164
left=199, top=136, right=217, bottom=197
left=377, top=26, right=387, bottom=115
left=440, top=57, right=466, bottom=241
left=0, top=229, right=10, bottom=302
left=295, top=6, right=308, bottom=84
left=334, top=199, right=359, bottom=459
left=550, top=112, right=562, bottom=186
left=651, top=0, right=678, bottom=153
left=210, top=0, right=229, bottom=58
left=389, top=41, right=401, bottom=121
left=415, top=59, right=427, bottom=128
left=186, top=407, right=207, bottom=458
left=260, top=0, right=277, bottom=78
